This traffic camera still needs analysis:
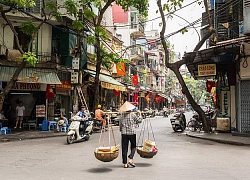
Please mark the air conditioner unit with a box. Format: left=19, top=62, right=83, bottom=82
left=71, top=72, right=79, bottom=84
left=243, top=0, right=250, bottom=35
left=72, top=58, right=80, bottom=70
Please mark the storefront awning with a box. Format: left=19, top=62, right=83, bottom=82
left=158, top=93, right=168, bottom=99
left=185, top=37, right=250, bottom=80
left=0, top=67, right=61, bottom=84
left=85, top=70, right=126, bottom=91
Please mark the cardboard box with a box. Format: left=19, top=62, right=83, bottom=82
left=216, top=117, right=230, bottom=131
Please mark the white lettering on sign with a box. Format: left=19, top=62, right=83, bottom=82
left=12, top=83, right=41, bottom=91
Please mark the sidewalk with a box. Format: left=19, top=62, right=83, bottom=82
left=1, top=129, right=250, bottom=146
left=186, top=131, right=250, bottom=146
left=0, top=129, right=66, bottom=142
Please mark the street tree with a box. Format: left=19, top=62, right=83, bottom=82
left=48, top=0, right=148, bottom=109
left=157, top=0, right=215, bottom=132
left=0, top=0, right=48, bottom=110
left=77, top=0, right=149, bottom=109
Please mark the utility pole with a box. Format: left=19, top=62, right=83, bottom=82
left=71, top=9, right=83, bottom=114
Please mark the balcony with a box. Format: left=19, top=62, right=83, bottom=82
left=36, top=52, right=71, bottom=67
left=130, top=19, right=145, bottom=39
left=130, top=47, right=144, bottom=62
left=18, top=0, right=56, bottom=14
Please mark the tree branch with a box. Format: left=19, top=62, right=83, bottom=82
left=97, top=0, right=114, bottom=26
left=0, top=10, right=24, bottom=54
left=157, top=0, right=170, bottom=66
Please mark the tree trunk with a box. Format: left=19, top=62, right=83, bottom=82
left=157, top=0, right=215, bottom=132
left=94, top=39, right=102, bottom=109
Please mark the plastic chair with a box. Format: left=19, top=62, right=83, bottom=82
left=41, top=120, right=49, bottom=131
left=61, top=126, right=67, bottom=132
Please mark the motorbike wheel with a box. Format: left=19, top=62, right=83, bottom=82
left=187, top=120, right=197, bottom=132
left=84, top=135, right=90, bottom=141
left=174, top=125, right=183, bottom=132
left=67, top=134, right=75, bottom=144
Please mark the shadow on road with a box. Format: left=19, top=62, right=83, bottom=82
left=87, top=167, right=113, bottom=173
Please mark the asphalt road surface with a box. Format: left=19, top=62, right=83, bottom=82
left=1, top=111, right=250, bottom=180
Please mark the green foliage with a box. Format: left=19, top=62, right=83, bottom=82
left=184, top=76, right=207, bottom=104
left=19, top=21, right=37, bottom=36
left=162, top=0, right=184, bottom=12
left=181, top=28, right=188, bottom=34
left=87, top=36, right=97, bottom=46
left=46, top=1, right=62, bottom=21
left=95, top=26, right=109, bottom=41
left=72, top=20, right=84, bottom=31
left=21, top=52, right=38, bottom=66
left=63, top=0, right=79, bottom=18
left=0, top=0, right=35, bottom=7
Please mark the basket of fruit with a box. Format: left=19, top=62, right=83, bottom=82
left=94, top=144, right=120, bottom=162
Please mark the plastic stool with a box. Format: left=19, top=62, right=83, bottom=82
left=1, top=127, right=8, bottom=135
left=61, top=126, right=67, bottom=132
left=6, top=128, right=11, bottom=134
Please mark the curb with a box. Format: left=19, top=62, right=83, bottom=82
left=186, top=133, right=250, bottom=146
left=0, top=133, right=66, bottom=143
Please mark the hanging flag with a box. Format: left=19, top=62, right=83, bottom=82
left=132, top=75, right=139, bottom=85
left=134, top=93, right=138, bottom=102
left=113, top=89, right=120, bottom=96
left=116, top=62, right=126, bottom=76
left=206, top=81, right=215, bottom=93
left=145, top=94, right=150, bottom=103
left=46, top=84, right=55, bottom=99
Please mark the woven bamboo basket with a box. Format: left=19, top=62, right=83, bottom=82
left=94, top=150, right=119, bottom=162
left=136, top=146, right=157, bottom=158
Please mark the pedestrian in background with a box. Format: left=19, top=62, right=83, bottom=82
left=15, top=101, right=25, bottom=129
left=119, top=101, right=139, bottom=168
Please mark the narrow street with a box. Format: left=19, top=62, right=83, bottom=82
left=1, top=112, right=250, bottom=180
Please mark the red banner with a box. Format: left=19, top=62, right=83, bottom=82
left=113, top=89, right=120, bottom=96
left=134, top=93, right=138, bottom=102
left=206, top=81, right=215, bottom=93
left=132, top=75, right=139, bottom=86
left=46, top=85, right=55, bottom=99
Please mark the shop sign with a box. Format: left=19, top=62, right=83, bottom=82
left=101, top=82, right=126, bottom=91
left=55, top=81, right=72, bottom=90
left=198, top=64, right=216, bottom=76
left=36, top=105, right=46, bottom=117
left=12, top=82, right=45, bottom=91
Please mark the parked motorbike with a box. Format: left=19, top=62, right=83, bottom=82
left=141, top=108, right=156, bottom=118
left=163, top=109, right=169, bottom=117
left=67, top=116, right=93, bottom=144
left=170, top=112, right=186, bottom=132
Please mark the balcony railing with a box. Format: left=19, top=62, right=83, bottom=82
left=37, top=52, right=71, bottom=67
left=131, top=46, right=144, bottom=56
left=18, top=0, right=56, bottom=14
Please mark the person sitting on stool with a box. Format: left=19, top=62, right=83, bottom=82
left=57, top=113, right=68, bottom=132
left=0, top=109, right=8, bottom=126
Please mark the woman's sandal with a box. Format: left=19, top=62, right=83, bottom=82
left=124, top=164, right=128, bottom=168
left=128, top=161, right=136, bottom=167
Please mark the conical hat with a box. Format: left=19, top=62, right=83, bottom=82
left=119, top=101, right=136, bottom=112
